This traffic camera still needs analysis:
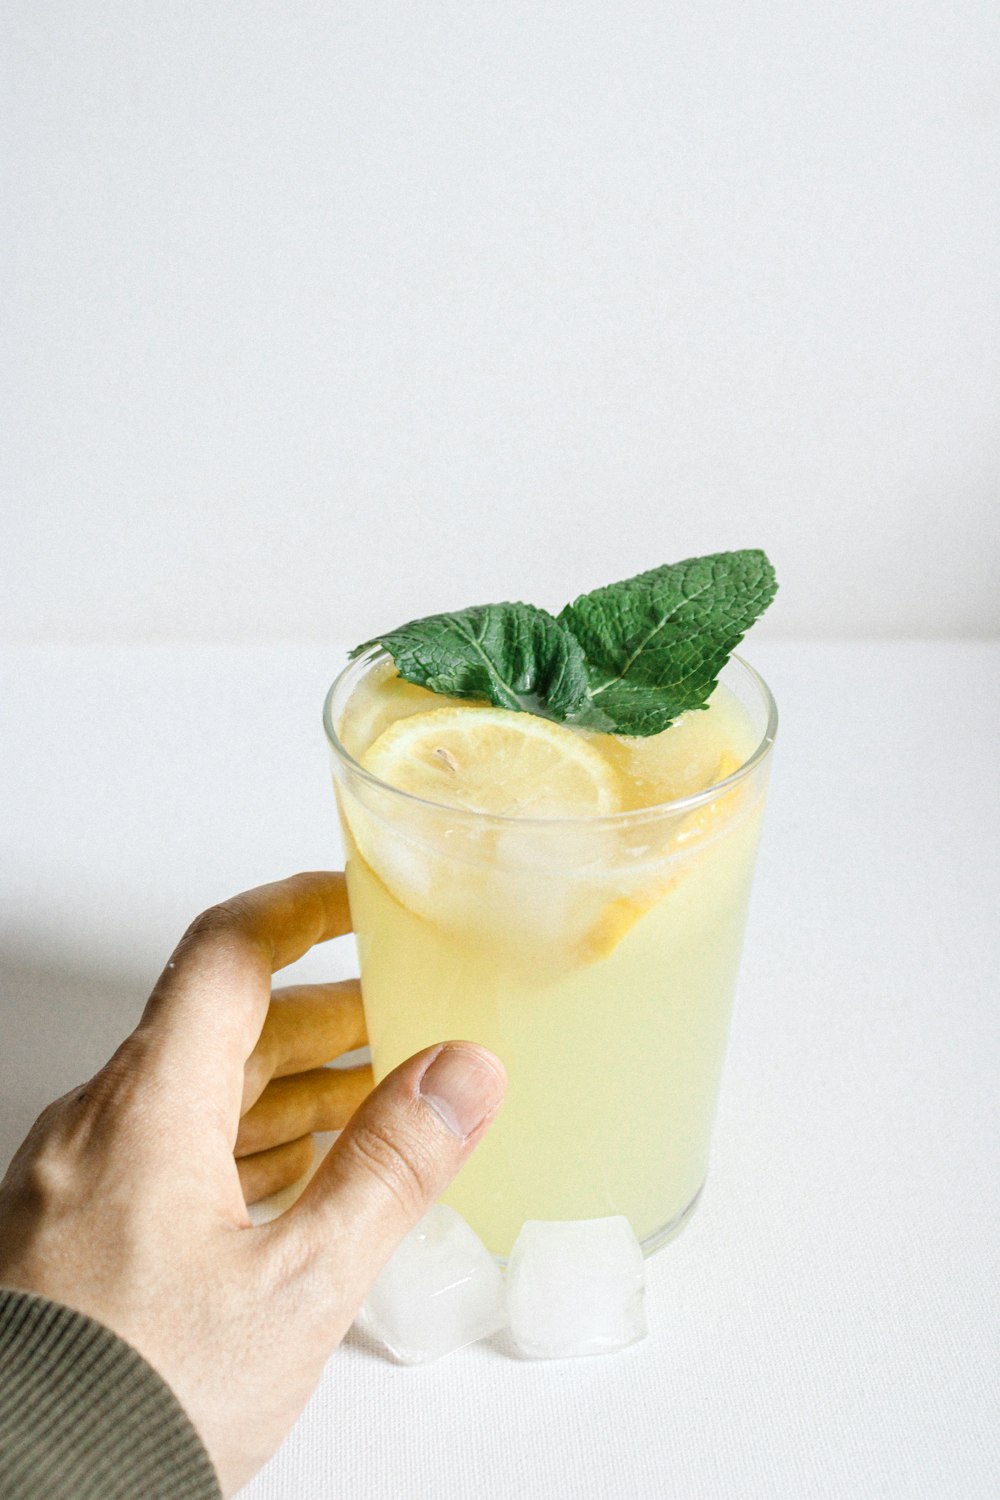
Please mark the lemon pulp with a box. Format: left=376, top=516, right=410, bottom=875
left=361, top=705, right=622, bottom=819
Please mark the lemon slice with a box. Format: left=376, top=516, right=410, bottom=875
left=360, top=706, right=622, bottom=819
left=341, top=707, right=622, bottom=960
left=581, top=752, right=747, bottom=962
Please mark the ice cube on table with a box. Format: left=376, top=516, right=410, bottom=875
left=359, top=1204, right=506, bottom=1364
left=506, top=1216, right=647, bottom=1359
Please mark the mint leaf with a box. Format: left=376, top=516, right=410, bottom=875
left=351, top=601, right=594, bottom=721
left=349, top=550, right=777, bottom=736
left=558, top=550, right=777, bottom=735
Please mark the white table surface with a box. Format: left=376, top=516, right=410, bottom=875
left=1, top=640, right=997, bottom=1499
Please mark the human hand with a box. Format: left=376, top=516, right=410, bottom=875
left=234, top=961, right=374, bottom=1208
left=0, top=872, right=506, bottom=1496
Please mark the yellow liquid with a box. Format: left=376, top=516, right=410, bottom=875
left=335, top=665, right=768, bottom=1257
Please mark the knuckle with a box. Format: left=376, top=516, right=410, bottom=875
left=19, top=1140, right=75, bottom=1208
left=342, top=1119, right=434, bottom=1218
left=183, top=897, right=250, bottom=944
left=174, top=898, right=259, bottom=972
left=6, top=1105, right=87, bottom=1211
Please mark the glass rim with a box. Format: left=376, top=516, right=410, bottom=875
left=322, top=646, right=778, bottom=829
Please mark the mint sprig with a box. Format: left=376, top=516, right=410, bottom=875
left=350, top=550, right=777, bottom=737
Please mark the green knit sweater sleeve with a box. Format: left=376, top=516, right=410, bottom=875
left=0, top=1286, right=221, bottom=1500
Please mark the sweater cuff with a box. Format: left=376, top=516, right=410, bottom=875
left=0, top=1286, right=221, bottom=1500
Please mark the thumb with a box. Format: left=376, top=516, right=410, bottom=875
left=276, top=1042, right=506, bottom=1309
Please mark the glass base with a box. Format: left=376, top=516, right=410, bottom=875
left=638, top=1178, right=706, bottom=1257
left=492, top=1179, right=706, bottom=1268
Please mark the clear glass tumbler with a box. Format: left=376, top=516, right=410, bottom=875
left=324, top=649, right=777, bottom=1258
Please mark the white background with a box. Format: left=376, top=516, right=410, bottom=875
left=3, top=0, right=999, bottom=641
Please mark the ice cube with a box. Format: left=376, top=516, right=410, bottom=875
left=506, top=1216, right=647, bottom=1359
left=359, top=1204, right=506, bottom=1364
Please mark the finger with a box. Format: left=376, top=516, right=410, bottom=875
left=237, top=1135, right=316, bottom=1205
left=235, top=1065, right=374, bottom=1157
left=241, top=981, right=367, bottom=1116
left=268, top=1042, right=506, bottom=1313
left=137, top=872, right=351, bottom=1129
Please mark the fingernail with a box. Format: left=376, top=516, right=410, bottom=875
left=419, top=1045, right=506, bottom=1140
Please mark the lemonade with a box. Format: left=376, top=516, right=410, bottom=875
left=325, top=638, right=776, bottom=1258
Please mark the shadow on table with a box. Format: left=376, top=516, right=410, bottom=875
left=0, top=945, right=147, bottom=1175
